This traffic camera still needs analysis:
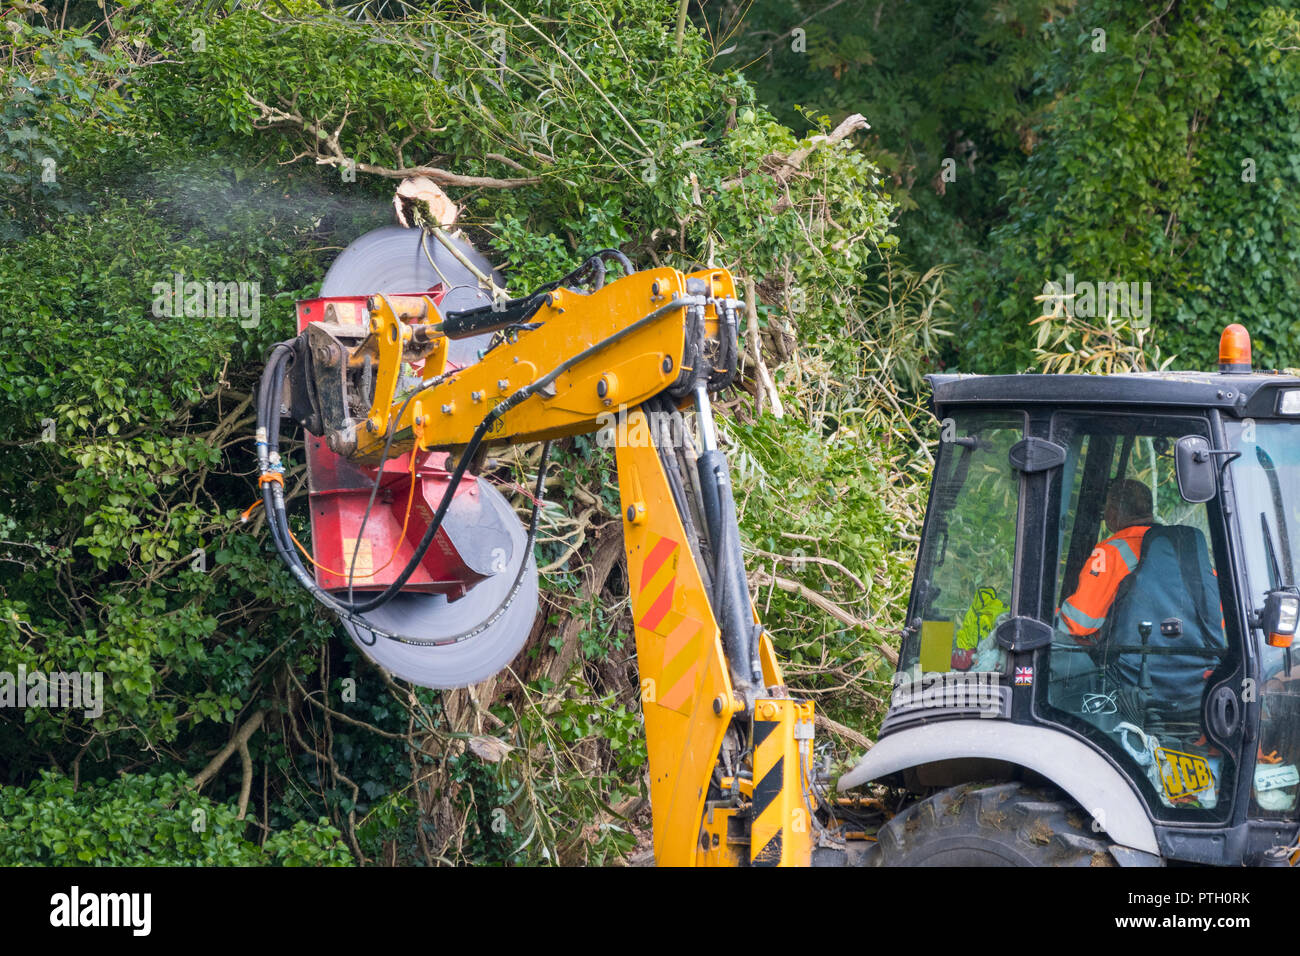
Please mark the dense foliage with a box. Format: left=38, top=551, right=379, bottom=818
left=0, top=771, right=350, bottom=865
left=0, top=0, right=923, bottom=865
left=10, top=0, right=1290, bottom=867
left=714, top=0, right=1300, bottom=371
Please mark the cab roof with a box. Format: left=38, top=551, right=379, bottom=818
left=927, top=371, right=1300, bottom=421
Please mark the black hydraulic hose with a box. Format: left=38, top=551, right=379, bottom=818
left=590, top=248, right=635, bottom=278
left=646, top=394, right=712, bottom=595
left=440, top=249, right=638, bottom=339
left=259, top=358, right=395, bottom=638
left=365, top=293, right=696, bottom=607
left=689, top=384, right=761, bottom=691
left=263, top=358, right=526, bottom=614
left=348, top=390, right=419, bottom=605
left=709, top=299, right=740, bottom=391
left=256, top=345, right=484, bottom=636
left=387, top=441, right=553, bottom=647
left=562, top=249, right=632, bottom=288
left=698, top=447, right=763, bottom=688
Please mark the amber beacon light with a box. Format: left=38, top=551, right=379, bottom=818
left=1219, top=323, right=1253, bottom=373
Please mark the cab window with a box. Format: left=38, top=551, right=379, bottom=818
left=1226, top=420, right=1300, bottom=818
left=901, top=411, right=1023, bottom=685
left=1044, top=414, right=1234, bottom=822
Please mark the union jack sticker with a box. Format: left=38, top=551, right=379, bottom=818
left=1014, top=666, right=1034, bottom=686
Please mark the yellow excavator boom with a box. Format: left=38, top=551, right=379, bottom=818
left=270, top=256, right=826, bottom=865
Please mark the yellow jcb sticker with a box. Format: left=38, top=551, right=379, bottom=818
left=1155, top=748, right=1214, bottom=800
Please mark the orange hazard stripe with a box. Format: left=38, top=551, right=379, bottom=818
left=639, top=575, right=675, bottom=631
left=662, top=614, right=697, bottom=661
left=636, top=536, right=679, bottom=632
left=657, top=616, right=702, bottom=711
left=658, top=661, right=698, bottom=712
left=642, top=537, right=677, bottom=584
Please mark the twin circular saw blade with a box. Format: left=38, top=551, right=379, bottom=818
left=318, top=226, right=539, bottom=688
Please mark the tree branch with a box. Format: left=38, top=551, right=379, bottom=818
left=815, top=712, right=872, bottom=751
left=236, top=734, right=254, bottom=819
left=749, top=569, right=898, bottom=665
left=245, top=94, right=542, bottom=189
left=742, top=276, right=784, bottom=418
left=191, top=709, right=267, bottom=791
left=722, top=113, right=870, bottom=191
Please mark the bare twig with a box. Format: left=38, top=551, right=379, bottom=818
left=192, top=709, right=267, bottom=791
left=748, top=546, right=865, bottom=591
left=245, top=94, right=541, bottom=189
left=742, top=276, right=784, bottom=418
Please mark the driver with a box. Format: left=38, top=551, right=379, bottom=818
left=1059, top=479, right=1155, bottom=645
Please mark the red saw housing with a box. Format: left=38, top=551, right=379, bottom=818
left=295, top=293, right=513, bottom=598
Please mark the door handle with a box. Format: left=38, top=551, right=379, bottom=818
left=1206, top=684, right=1241, bottom=739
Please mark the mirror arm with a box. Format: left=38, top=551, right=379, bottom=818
left=1195, top=447, right=1242, bottom=471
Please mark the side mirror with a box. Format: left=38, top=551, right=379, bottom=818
left=1175, top=435, right=1217, bottom=503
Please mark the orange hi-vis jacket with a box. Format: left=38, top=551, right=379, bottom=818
left=1060, top=525, right=1151, bottom=645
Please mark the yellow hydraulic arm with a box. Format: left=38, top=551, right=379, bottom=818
left=616, top=403, right=819, bottom=865
left=288, top=257, right=825, bottom=865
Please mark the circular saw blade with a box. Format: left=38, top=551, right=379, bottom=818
left=325, top=226, right=538, bottom=688
left=320, top=224, right=501, bottom=367
left=340, top=478, right=538, bottom=688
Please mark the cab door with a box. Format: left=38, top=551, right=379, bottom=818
left=1038, top=412, right=1245, bottom=825
left=893, top=409, right=1024, bottom=725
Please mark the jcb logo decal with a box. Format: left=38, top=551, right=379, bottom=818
left=1155, top=748, right=1214, bottom=799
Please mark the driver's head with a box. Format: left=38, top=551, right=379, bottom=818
left=1104, top=478, right=1154, bottom=533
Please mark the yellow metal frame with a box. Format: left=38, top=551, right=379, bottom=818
left=612, top=407, right=817, bottom=866
left=614, top=408, right=741, bottom=865
left=355, top=270, right=707, bottom=460
left=329, top=264, right=820, bottom=865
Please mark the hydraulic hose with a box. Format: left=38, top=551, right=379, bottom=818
left=256, top=295, right=699, bottom=630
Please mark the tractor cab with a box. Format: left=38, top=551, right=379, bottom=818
left=841, top=327, right=1300, bottom=866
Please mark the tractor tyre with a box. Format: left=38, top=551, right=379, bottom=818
left=866, top=781, right=1119, bottom=867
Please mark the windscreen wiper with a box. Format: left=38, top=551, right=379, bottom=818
left=930, top=435, right=980, bottom=570
left=1258, top=445, right=1295, bottom=585
left=1262, top=512, right=1284, bottom=591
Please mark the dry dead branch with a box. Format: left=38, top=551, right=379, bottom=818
left=749, top=569, right=899, bottom=666
left=722, top=113, right=869, bottom=191
left=245, top=94, right=542, bottom=189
